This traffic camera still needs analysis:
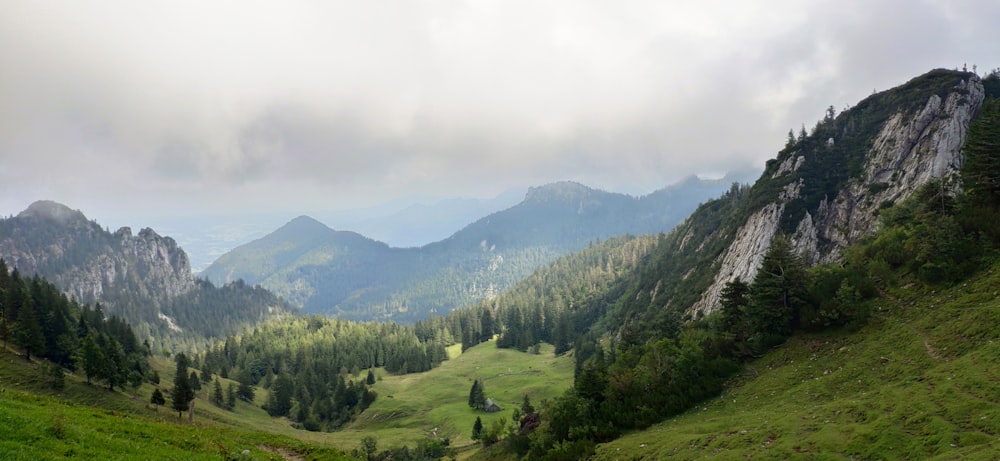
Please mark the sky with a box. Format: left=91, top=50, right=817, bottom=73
left=1, top=0, right=998, bottom=225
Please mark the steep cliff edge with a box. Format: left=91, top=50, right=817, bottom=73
left=690, top=69, right=984, bottom=316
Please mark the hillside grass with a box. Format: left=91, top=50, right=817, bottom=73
left=0, top=349, right=349, bottom=460
left=327, top=341, right=575, bottom=454
left=593, top=263, right=1000, bottom=460
left=0, top=338, right=573, bottom=459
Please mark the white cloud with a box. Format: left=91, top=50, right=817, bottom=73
left=1, top=0, right=997, bottom=220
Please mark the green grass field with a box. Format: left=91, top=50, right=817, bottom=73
left=0, top=350, right=350, bottom=460
left=593, top=264, right=1000, bottom=460
left=328, top=341, right=575, bottom=454
left=0, top=336, right=574, bottom=459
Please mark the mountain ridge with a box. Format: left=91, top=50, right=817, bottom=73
left=0, top=201, right=291, bottom=351
left=202, top=173, right=754, bottom=322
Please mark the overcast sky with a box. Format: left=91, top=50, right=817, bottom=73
left=1, top=0, right=997, bottom=224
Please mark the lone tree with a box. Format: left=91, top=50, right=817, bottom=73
left=172, top=353, right=195, bottom=420
left=150, top=388, right=165, bottom=412
left=468, top=379, right=486, bottom=410
left=366, top=369, right=376, bottom=385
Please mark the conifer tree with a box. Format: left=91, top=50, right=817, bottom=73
left=172, top=353, right=195, bottom=418
left=190, top=371, right=202, bottom=392
left=468, top=379, right=486, bottom=409
left=211, top=378, right=225, bottom=407
left=472, top=416, right=483, bottom=441
left=366, top=368, right=376, bottom=385
left=151, top=388, right=165, bottom=412
left=226, top=383, right=237, bottom=410
left=746, top=236, right=810, bottom=351
left=14, top=290, right=43, bottom=361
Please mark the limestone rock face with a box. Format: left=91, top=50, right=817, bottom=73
left=691, top=73, right=984, bottom=317
left=810, top=77, right=984, bottom=263
left=0, top=201, right=194, bottom=308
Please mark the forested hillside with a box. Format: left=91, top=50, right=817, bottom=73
left=459, top=69, right=1000, bottom=459
left=0, top=202, right=292, bottom=352
left=203, top=174, right=753, bottom=323
left=0, top=259, right=149, bottom=391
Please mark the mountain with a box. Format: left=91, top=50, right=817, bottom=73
left=0, top=201, right=292, bottom=351
left=464, top=68, right=1000, bottom=458
left=568, top=68, right=986, bottom=343
left=317, top=187, right=527, bottom=248
left=202, top=172, right=755, bottom=322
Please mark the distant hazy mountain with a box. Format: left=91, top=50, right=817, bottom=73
left=0, top=201, right=292, bottom=351
left=202, top=172, right=757, bottom=322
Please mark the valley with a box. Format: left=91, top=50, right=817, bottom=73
left=1, top=66, right=998, bottom=461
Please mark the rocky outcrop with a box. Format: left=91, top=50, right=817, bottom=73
left=809, top=77, right=984, bottom=262
left=691, top=72, right=984, bottom=316
left=0, top=201, right=194, bottom=307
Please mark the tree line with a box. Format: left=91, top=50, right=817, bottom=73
left=0, top=259, right=149, bottom=391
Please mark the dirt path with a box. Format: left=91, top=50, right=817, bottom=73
left=258, top=445, right=305, bottom=461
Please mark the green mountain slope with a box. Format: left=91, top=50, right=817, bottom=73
left=593, top=261, right=1000, bottom=459
left=202, top=174, right=752, bottom=323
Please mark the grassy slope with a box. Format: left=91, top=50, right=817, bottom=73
left=0, top=338, right=573, bottom=459
left=0, top=351, right=349, bottom=460
left=594, top=263, right=1000, bottom=460
left=328, top=342, right=574, bottom=454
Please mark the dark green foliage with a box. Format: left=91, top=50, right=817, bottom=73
left=521, top=395, right=534, bottom=415
left=0, top=262, right=146, bottom=391
left=211, top=378, right=225, bottom=408
left=14, top=288, right=44, bottom=361
left=264, top=373, right=293, bottom=417
left=225, top=383, right=236, bottom=410
left=236, top=372, right=255, bottom=402
left=366, top=369, right=376, bottom=385
left=171, top=353, right=194, bottom=418
left=745, top=236, right=810, bottom=351
left=46, top=361, right=65, bottom=390
left=468, top=379, right=485, bottom=410
left=150, top=388, right=166, bottom=410
left=189, top=371, right=201, bottom=391
left=962, top=96, right=1000, bottom=217
left=472, top=416, right=483, bottom=441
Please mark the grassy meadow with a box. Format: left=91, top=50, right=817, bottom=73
left=593, top=263, right=1000, bottom=460
left=0, top=335, right=574, bottom=459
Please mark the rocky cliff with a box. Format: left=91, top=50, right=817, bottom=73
left=0, top=200, right=194, bottom=309
left=690, top=69, right=985, bottom=316
left=0, top=201, right=290, bottom=350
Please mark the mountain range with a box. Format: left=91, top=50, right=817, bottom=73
left=201, top=172, right=757, bottom=322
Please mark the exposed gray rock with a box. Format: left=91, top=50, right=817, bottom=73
left=0, top=201, right=194, bottom=309
left=692, top=73, right=984, bottom=316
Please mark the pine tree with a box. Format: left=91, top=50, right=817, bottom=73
left=80, top=333, right=103, bottom=384
left=366, top=368, right=376, bottom=385
left=172, top=353, right=195, bottom=419
left=211, top=378, right=225, bottom=407
left=472, top=416, right=484, bottom=441
left=236, top=374, right=255, bottom=402
left=746, top=236, right=810, bottom=351
left=226, top=383, right=237, bottom=410
left=150, top=388, right=166, bottom=412
left=521, top=394, right=534, bottom=415
left=468, top=379, right=486, bottom=409
left=14, top=290, right=44, bottom=361
left=190, top=371, right=202, bottom=392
